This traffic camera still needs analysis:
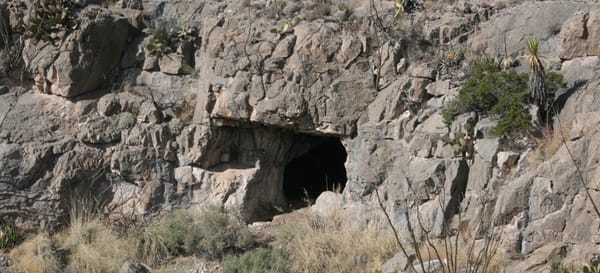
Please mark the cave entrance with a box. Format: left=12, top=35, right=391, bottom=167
left=283, top=137, right=347, bottom=209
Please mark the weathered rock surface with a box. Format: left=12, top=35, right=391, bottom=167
left=24, top=7, right=129, bottom=97
left=0, top=0, right=600, bottom=271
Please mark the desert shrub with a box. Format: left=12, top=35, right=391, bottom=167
left=0, top=218, right=23, bottom=250
left=193, top=205, right=254, bottom=258
left=275, top=210, right=397, bottom=273
left=443, top=57, right=564, bottom=136
left=0, top=4, right=24, bottom=77
left=136, top=206, right=254, bottom=265
left=223, top=248, right=289, bottom=273
left=582, top=260, right=600, bottom=273
left=146, top=19, right=197, bottom=58
left=146, top=27, right=170, bottom=57
left=549, top=259, right=600, bottom=273
left=550, top=260, right=571, bottom=273
left=25, top=0, right=78, bottom=41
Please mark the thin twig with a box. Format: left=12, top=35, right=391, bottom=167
left=375, top=188, right=418, bottom=272
left=551, top=99, right=600, bottom=219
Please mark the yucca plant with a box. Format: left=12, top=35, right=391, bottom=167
left=337, top=3, right=352, bottom=18
left=582, top=260, right=600, bottom=273
left=0, top=218, right=23, bottom=250
left=527, top=38, right=546, bottom=112
left=395, top=0, right=405, bottom=18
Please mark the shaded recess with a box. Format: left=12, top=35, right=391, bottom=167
left=283, top=136, right=348, bottom=208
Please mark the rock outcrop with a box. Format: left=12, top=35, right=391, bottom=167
left=1, top=0, right=599, bottom=271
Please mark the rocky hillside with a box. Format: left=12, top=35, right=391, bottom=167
left=1, top=0, right=599, bottom=272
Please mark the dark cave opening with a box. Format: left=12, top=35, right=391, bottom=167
left=283, top=137, right=348, bottom=208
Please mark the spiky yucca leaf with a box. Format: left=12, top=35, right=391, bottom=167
left=527, top=38, right=543, bottom=72
left=395, top=0, right=405, bottom=18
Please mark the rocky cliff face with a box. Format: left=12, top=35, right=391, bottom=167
left=1, top=0, right=599, bottom=271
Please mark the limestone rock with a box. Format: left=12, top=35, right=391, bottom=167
left=311, top=191, right=341, bottom=217
left=29, top=7, right=129, bottom=97
left=496, top=151, right=519, bottom=169
left=159, top=53, right=187, bottom=75
left=120, top=260, right=150, bottom=273
left=407, top=64, right=437, bottom=80
left=560, top=56, right=600, bottom=85
left=425, top=80, right=453, bottom=97
left=559, top=10, right=600, bottom=60
left=470, top=2, right=599, bottom=58
left=381, top=251, right=415, bottom=273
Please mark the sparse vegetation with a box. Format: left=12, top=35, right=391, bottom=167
left=0, top=4, right=24, bottom=78
left=549, top=259, right=600, bottom=273
left=528, top=123, right=571, bottom=166
left=274, top=210, right=397, bottom=273
left=137, top=206, right=254, bottom=262
left=10, top=202, right=136, bottom=273
left=0, top=218, right=23, bottom=250
left=223, top=248, right=289, bottom=273
left=10, top=204, right=254, bottom=272
left=146, top=20, right=197, bottom=58
left=375, top=189, right=503, bottom=273
left=25, top=0, right=78, bottom=42
left=442, top=55, right=564, bottom=137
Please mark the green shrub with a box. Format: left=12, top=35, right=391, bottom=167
left=25, top=0, right=78, bottom=41
left=136, top=206, right=254, bottom=265
left=442, top=57, right=564, bottom=136
left=146, top=28, right=170, bottom=57
left=146, top=20, right=197, bottom=58
left=194, top=205, right=254, bottom=259
left=0, top=218, right=22, bottom=250
left=223, top=248, right=289, bottom=273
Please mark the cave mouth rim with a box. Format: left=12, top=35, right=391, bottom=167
left=282, top=135, right=348, bottom=210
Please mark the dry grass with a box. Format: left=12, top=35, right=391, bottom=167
left=59, top=217, right=136, bottom=273
left=275, top=210, right=397, bottom=273
left=10, top=204, right=254, bottom=273
left=11, top=202, right=137, bottom=273
left=10, top=234, right=62, bottom=273
left=10, top=221, right=135, bottom=273
left=415, top=237, right=505, bottom=273
left=528, top=124, right=572, bottom=166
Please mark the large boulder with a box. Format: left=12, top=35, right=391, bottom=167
left=559, top=9, right=600, bottom=59
left=26, top=7, right=129, bottom=97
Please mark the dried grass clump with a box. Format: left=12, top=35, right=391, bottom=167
left=10, top=208, right=135, bottom=273
left=528, top=124, right=571, bottom=166
left=10, top=234, right=62, bottom=273
left=275, top=210, right=397, bottom=273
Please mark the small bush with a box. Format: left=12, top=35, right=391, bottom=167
left=223, top=248, right=289, bottom=273
left=25, top=0, right=78, bottom=41
left=136, top=206, right=254, bottom=265
left=443, top=57, right=564, bottom=136
left=194, top=205, right=254, bottom=258
left=0, top=218, right=23, bottom=250
left=146, top=20, right=197, bottom=58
